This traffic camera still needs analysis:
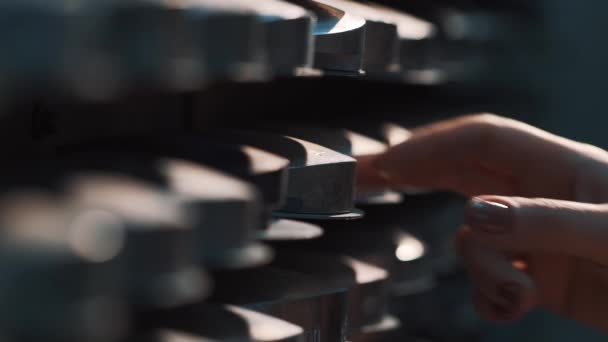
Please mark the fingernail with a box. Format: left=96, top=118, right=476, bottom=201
left=465, top=198, right=512, bottom=233
left=497, top=283, right=521, bottom=313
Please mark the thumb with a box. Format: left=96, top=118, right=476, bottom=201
left=464, top=196, right=608, bottom=264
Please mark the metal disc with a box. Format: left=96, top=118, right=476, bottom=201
left=273, top=207, right=364, bottom=221
left=259, top=219, right=324, bottom=241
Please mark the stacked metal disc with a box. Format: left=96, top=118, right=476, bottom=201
left=243, top=123, right=440, bottom=341
left=0, top=190, right=129, bottom=342
left=0, top=0, right=318, bottom=101
left=51, top=144, right=313, bottom=341
left=0, top=1, right=535, bottom=342
left=0, top=159, right=212, bottom=341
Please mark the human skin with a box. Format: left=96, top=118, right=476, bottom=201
left=357, top=114, right=608, bottom=331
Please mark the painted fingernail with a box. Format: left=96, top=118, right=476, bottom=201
left=465, top=198, right=512, bottom=233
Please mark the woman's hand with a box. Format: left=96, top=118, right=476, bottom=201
left=358, top=114, right=608, bottom=331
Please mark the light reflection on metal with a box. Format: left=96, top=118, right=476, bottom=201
left=158, top=158, right=273, bottom=269
left=319, top=0, right=436, bottom=74
left=405, top=68, right=447, bottom=85
left=261, top=219, right=323, bottom=241
left=319, top=0, right=435, bottom=39
left=67, top=173, right=191, bottom=230
left=365, top=2, right=436, bottom=40
left=0, top=190, right=128, bottom=264
left=225, top=0, right=309, bottom=21
left=359, top=314, right=400, bottom=334
left=160, top=158, right=256, bottom=201
left=345, top=131, right=386, bottom=156
left=381, top=123, right=411, bottom=147
left=209, top=131, right=361, bottom=219
left=68, top=210, right=125, bottom=263
left=154, top=330, right=202, bottom=342
left=341, top=256, right=388, bottom=284
left=64, top=172, right=210, bottom=308
left=356, top=191, right=403, bottom=205
left=211, top=266, right=348, bottom=342
left=227, top=305, right=304, bottom=342
left=259, top=124, right=399, bottom=206
left=395, top=232, right=426, bottom=262
left=0, top=189, right=130, bottom=342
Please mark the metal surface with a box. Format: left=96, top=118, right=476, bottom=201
left=228, top=305, right=305, bottom=342
left=0, top=189, right=129, bottom=342
left=154, top=308, right=251, bottom=342
left=350, top=315, right=401, bottom=342
left=203, top=130, right=361, bottom=219
left=150, top=305, right=250, bottom=342
left=261, top=124, right=386, bottom=156
left=130, top=329, right=233, bottom=342
left=149, top=304, right=304, bottom=342
left=188, top=0, right=266, bottom=82
left=211, top=266, right=348, bottom=342
left=300, top=191, right=438, bottom=341
left=360, top=20, right=399, bottom=75
left=58, top=137, right=323, bottom=241
left=312, top=217, right=435, bottom=296
left=64, top=172, right=208, bottom=309
left=360, top=2, right=438, bottom=81
left=0, top=0, right=204, bottom=97
left=55, top=150, right=272, bottom=269
left=92, top=0, right=204, bottom=95
left=271, top=250, right=390, bottom=334
left=341, top=256, right=390, bottom=330
left=160, top=137, right=323, bottom=241
left=319, top=0, right=401, bottom=75
left=286, top=0, right=366, bottom=74
left=261, top=124, right=400, bottom=205
left=158, top=138, right=315, bottom=241
left=0, top=0, right=270, bottom=98
left=63, top=137, right=289, bottom=214
left=262, top=218, right=324, bottom=241
left=153, top=137, right=289, bottom=229
left=148, top=157, right=273, bottom=269
left=151, top=137, right=324, bottom=241
left=101, top=0, right=265, bottom=89
left=248, top=0, right=316, bottom=75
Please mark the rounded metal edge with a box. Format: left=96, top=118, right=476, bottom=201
left=272, top=208, right=364, bottom=221
left=204, top=242, right=274, bottom=270
left=259, top=219, right=324, bottom=241
left=356, top=191, right=404, bottom=206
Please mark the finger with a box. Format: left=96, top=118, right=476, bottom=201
left=357, top=154, right=513, bottom=196
left=356, top=154, right=391, bottom=193
left=527, top=254, right=574, bottom=315
left=458, top=227, right=536, bottom=320
left=473, top=288, right=515, bottom=322
left=465, top=196, right=608, bottom=265
left=371, top=114, right=586, bottom=197
left=420, top=166, right=513, bottom=197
